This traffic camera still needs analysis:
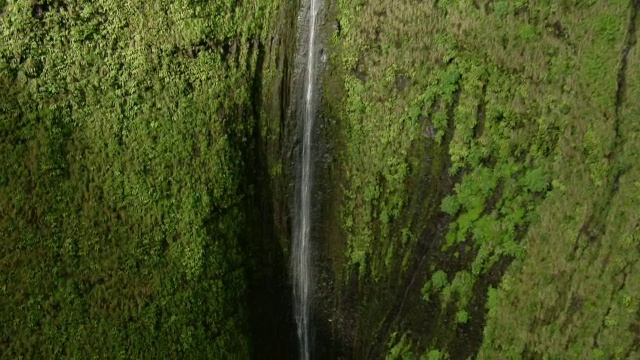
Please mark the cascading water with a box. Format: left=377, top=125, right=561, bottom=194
left=293, top=0, right=320, bottom=358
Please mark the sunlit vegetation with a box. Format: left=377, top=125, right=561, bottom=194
left=0, top=0, right=281, bottom=357
left=324, top=0, right=640, bottom=358
left=329, top=0, right=454, bottom=282
left=4, top=0, right=640, bottom=357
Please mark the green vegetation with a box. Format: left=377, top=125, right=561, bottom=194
left=479, top=1, right=640, bottom=357
left=0, top=0, right=283, bottom=357
left=386, top=332, right=451, bottom=360
left=386, top=332, right=414, bottom=360
left=323, top=0, right=640, bottom=358
left=3, top=0, right=640, bottom=358
left=329, top=0, right=454, bottom=282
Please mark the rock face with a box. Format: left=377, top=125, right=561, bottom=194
left=297, top=0, right=640, bottom=359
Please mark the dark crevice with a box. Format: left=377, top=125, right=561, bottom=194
left=365, top=87, right=462, bottom=360
left=242, top=0, right=304, bottom=357
left=32, top=2, right=50, bottom=20
left=447, top=215, right=532, bottom=359
left=31, top=0, right=67, bottom=20
left=474, top=81, right=488, bottom=139
left=611, top=0, right=640, bottom=193
left=446, top=88, right=462, bottom=137
left=630, top=313, right=640, bottom=353
left=615, top=0, right=639, bottom=125
left=568, top=212, right=598, bottom=263
left=279, top=49, right=290, bottom=150
left=591, top=265, right=631, bottom=349
left=453, top=254, right=512, bottom=355
left=242, top=34, right=298, bottom=359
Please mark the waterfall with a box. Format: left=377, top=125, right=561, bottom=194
left=294, top=0, right=320, bottom=358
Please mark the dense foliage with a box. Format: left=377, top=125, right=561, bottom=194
left=324, top=0, right=640, bottom=358
left=3, top=0, right=640, bottom=358
left=0, top=0, right=279, bottom=357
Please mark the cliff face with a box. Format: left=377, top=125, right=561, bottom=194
left=0, top=0, right=298, bottom=357
left=246, top=0, right=299, bottom=357
left=2, top=0, right=640, bottom=358
left=309, top=0, right=640, bottom=359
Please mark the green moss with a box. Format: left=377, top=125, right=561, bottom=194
left=0, top=0, right=281, bottom=357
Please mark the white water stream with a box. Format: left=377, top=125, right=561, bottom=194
left=293, top=0, right=320, bottom=358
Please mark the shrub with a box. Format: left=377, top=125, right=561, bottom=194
left=455, top=309, right=469, bottom=324
left=431, top=270, right=449, bottom=290
left=519, top=24, right=538, bottom=43
left=441, top=195, right=460, bottom=216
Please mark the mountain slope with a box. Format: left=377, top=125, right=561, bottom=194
left=319, top=0, right=640, bottom=358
